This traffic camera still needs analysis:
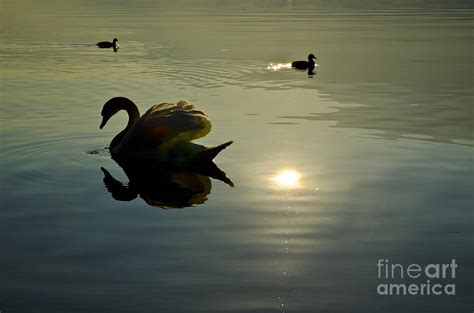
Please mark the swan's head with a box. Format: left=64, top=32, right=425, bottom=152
left=308, top=54, right=317, bottom=61
left=100, top=97, right=133, bottom=129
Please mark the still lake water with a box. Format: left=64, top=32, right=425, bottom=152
left=1, top=1, right=473, bottom=312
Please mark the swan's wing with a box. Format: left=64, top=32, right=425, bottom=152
left=120, top=101, right=212, bottom=151
left=142, top=101, right=212, bottom=143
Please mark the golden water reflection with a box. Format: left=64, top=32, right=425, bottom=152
left=271, top=169, right=301, bottom=189
left=267, top=63, right=292, bottom=71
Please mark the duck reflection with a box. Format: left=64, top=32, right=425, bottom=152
left=101, top=159, right=233, bottom=209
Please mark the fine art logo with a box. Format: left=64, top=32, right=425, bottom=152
left=376, top=259, right=457, bottom=296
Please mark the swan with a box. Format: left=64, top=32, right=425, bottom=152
left=291, top=53, right=317, bottom=70
left=97, top=38, right=119, bottom=50
left=99, top=97, right=233, bottom=164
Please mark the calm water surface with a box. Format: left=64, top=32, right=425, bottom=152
left=1, top=1, right=473, bottom=312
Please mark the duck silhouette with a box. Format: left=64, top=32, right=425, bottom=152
left=101, top=157, right=233, bottom=209
left=100, top=97, right=233, bottom=165
left=291, top=54, right=317, bottom=70
left=97, top=38, right=119, bottom=51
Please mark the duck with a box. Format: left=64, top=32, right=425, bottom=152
left=291, top=53, right=317, bottom=70
left=99, top=97, right=233, bottom=165
left=97, top=38, right=119, bottom=50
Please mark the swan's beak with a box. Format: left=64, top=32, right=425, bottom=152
left=99, top=116, right=108, bottom=129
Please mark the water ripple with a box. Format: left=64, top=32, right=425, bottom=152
left=2, top=133, right=110, bottom=188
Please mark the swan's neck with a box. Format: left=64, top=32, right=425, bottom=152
left=125, top=104, right=140, bottom=130
left=110, top=100, right=140, bottom=152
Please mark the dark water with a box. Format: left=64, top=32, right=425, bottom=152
left=1, top=1, right=473, bottom=312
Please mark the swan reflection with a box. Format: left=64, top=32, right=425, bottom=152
left=101, top=159, right=233, bottom=209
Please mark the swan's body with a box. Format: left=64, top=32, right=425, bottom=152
left=97, top=38, right=119, bottom=50
left=291, top=53, right=317, bottom=70
left=100, top=97, right=232, bottom=164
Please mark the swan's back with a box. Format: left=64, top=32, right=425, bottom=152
left=114, top=101, right=212, bottom=156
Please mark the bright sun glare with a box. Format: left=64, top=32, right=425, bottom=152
left=273, top=169, right=301, bottom=189
left=267, top=63, right=292, bottom=71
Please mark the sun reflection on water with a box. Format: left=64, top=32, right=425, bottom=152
left=272, top=169, right=301, bottom=189
left=267, top=63, right=292, bottom=71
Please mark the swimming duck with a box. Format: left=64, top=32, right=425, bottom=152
left=97, top=38, right=119, bottom=50
left=99, top=97, right=233, bottom=164
left=291, top=54, right=317, bottom=70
